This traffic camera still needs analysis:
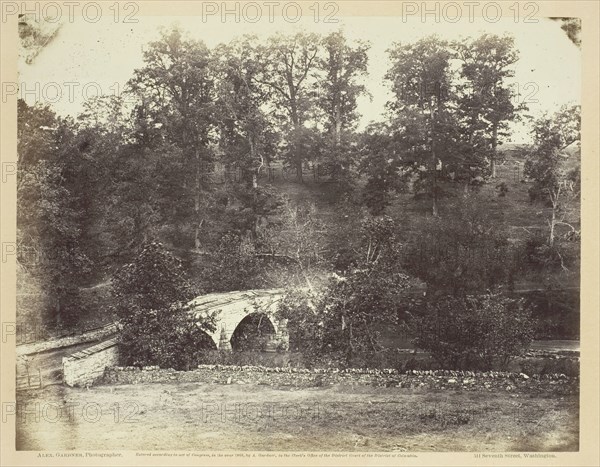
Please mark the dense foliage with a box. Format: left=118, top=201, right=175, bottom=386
left=403, top=199, right=514, bottom=295
left=16, top=27, right=580, bottom=368
left=405, top=293, right=534, bottom=370
left=277, top=217, right=412, bottom=367
left=112, top=242, right=217, bottom=370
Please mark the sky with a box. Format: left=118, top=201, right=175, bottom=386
left=18, top=15, right=581, bottom=143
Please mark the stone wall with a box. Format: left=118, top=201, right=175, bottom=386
left=17, top=323, right=118, bottom=356
left=102, top=365, right=578, bottom=395
left=63, top=338, right=119, bottom=387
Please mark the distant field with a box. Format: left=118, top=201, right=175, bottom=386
left=270, top=147, right=578, bottom=246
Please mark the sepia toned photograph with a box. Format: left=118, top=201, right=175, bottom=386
left=1, top=1, right=598, bottom=465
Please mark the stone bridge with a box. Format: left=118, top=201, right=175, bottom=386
left=188, top=288, right=288, bottom=351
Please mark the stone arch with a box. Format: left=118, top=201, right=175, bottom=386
left=189, top=289, right=289, bottom=351
left=230, top=312, right=277, bottom=352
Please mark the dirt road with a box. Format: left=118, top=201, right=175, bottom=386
left=15, top=382, right=578, bottom=452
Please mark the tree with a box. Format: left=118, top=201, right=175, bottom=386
left=321, top=217, right=410, bottom=365
left=316, top=31, right=369, bottom=179
left=17, top=99, right=57, bottom=167
left=406, top=293, right=534, bottom=370
left=195, top=233, right=266, bottom=293
left=456, top=34, right=521, bottom=178
left=261, top=199, right=327, bottom=291
left=281, top=125, right=323, bottom=179
left=69, top=95, right=145, bottom=268
left=318, top=31, right=369, bottom=140
left=77, top=94, right=131, bottom=137
left=259, top=32, right=320, bottom=180
left=17, top=100, right=91, bottom=327
left=112, top=241, right=216, bottom=370
left=403, top=197, right=513, bottom=295
left=550, top=17, right=581, bottom=48
left=275, top=288, right=322, bottom=360
left=357, top=123, right=403, bottom=215
left=284, top=217, right=409, bottom=365
left=524, top=105, right=581, bottom=248
left=128, top=26, right=216, bottom=250
left=215, top=36, right=278, bottom=190
left=385, top=36, right=457, bottom=216
left=276, top=216, right=410, bottom=367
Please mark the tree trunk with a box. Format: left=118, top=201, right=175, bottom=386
left=548, top=186, right=561, bottom=247
left=333, top=103, right=342, bottom=180
left=249, top=137, right=259, bottom=191
left=334, top=99, right=342, bottom=145
left=549, top=211, right=555, bottom=246
left=194, top=148, right=201, bottom=250
left=549, top=199, right=557, bottom=247
left=491, top=123, right=498, bottom=178
left=430, top=105, right=439, bottom=217
left=294, top=121, right=303, bottom=183
left=54, top=296, right=62, bottom=327
left=431, top=139, right=439, bottom=217
left=290, top=91, right=303, bottom=183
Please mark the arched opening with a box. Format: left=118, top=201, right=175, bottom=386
left=185, top=327, right=218, bottom=369
left=230, top=312, right=276, bottom=352
left=193, top=329, right=218, bottom=351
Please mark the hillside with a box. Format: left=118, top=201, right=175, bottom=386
left=16, top=144, right=580, bottom=342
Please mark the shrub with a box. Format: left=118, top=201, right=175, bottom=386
left=112, top=241, right=217, bottom=370
left=276, top=216, right=412, bottom=367
left=406, top=293, right=535, bottom=370
left=195, top=233, right=266, bottom=293
left=519, top=233, right=578, bottom=273
left=539, top=358, right=579, bottom=377
left=520, top=289, right=579, bottom=339
left=275, top=288, right=322, bottom=364
left=403, top=198, right=514, bottom=295
left=519, top=357, right=579, bottom=377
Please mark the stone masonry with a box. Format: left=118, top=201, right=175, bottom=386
left=62, top=337, right=119, bottom=387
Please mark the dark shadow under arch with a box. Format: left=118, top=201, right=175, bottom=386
left=230, top=312, right=276, bottom=352
left=193, top=328, right=218, bottom=351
